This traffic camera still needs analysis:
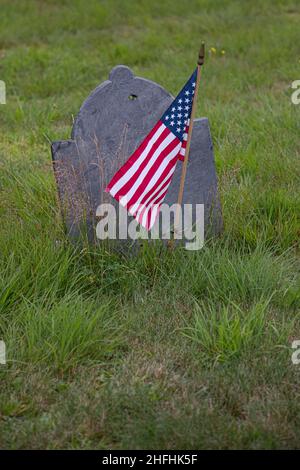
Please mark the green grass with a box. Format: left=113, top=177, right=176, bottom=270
left=0, top=0, right=300, bottom=449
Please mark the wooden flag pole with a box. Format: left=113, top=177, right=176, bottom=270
left=173, top=43, right=205, bottom=241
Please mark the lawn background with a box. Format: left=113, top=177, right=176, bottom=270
left=0, top=0, right=299, bottom=449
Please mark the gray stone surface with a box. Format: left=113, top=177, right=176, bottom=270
left=51, top=65, right=222, bottom=243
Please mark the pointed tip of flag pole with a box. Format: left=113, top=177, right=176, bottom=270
left=198, top=42, right=205, bottom=66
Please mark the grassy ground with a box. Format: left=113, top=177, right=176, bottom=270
left=0, top=0, right=299, bottom=449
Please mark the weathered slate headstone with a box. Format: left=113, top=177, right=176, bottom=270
left=51, top=65, right=222, bottom=245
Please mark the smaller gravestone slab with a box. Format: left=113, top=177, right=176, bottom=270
left=52, top=65, right=222, bottom=246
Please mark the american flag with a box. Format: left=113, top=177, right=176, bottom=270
left=105, top=68, right=198, bottom=230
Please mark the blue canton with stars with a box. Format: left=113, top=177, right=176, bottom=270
left=161, top=68, right=197, bottom=141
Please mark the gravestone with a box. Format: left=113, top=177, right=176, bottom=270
left=51, top=65, right=222, bottom=245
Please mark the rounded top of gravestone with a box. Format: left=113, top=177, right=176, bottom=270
left=109, top=65, right=134, bottom=83
left=71, top=65, right=173, bottom=162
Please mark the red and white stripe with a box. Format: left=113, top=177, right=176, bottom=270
left=178, top=119, right=189, bottom=161
left=105, top=121, right=183, bottom=230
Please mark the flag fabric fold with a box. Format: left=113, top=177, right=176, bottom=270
left=105, top=68, right=198, bottom=230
